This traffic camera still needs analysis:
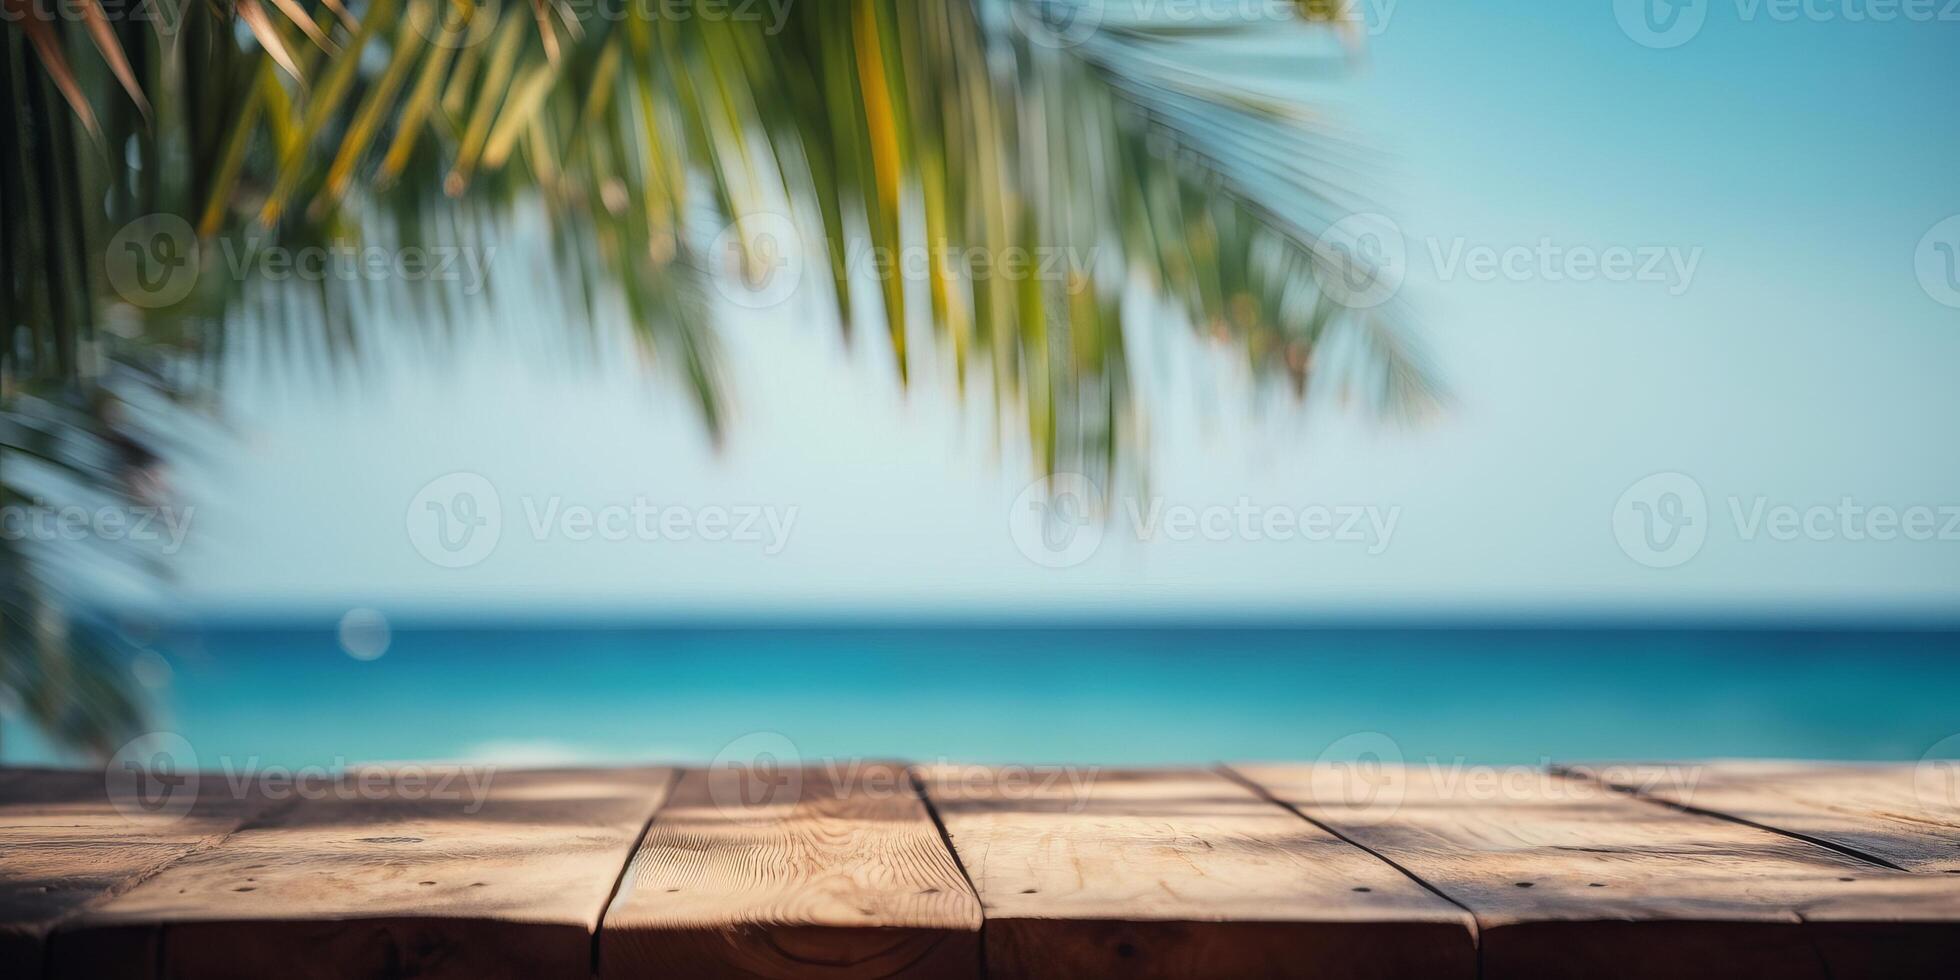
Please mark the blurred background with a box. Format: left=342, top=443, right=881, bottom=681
left=3, top=0, right=1957, bottom=768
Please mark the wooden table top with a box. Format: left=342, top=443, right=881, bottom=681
left=4, top=760, right=1959, bottom=978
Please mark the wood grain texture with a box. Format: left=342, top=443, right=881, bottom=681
left=600, top=763, right=982, bottom=980
left=1234, top=763, right=1960, bottom=980
left=918, top=766, right=1476, bottom=980
left=8, top=762, right=1960, bottom=980
left=48, top=766, right=674, bottom=980
left=0, top=766, right=264, bottom=978
left=1563, top=760, right=1960, bottom=874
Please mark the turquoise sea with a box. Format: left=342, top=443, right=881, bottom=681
left=12, top=623, right=1958, bottom=768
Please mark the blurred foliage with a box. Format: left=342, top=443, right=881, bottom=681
left=1, top=0, right=1437, bottom=755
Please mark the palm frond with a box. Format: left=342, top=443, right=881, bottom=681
left=1, top=0, right=1437, bottom=757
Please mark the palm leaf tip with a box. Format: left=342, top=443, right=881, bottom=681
left=8, top=0, right=102, bottom=136
left=77, top=0, right=154, bottom=120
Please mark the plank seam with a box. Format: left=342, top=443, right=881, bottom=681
left=111, top=786, right=304, bottom=909
left=905, top=765, right=988, bottom=980
left=39, top=785, right=306, bottom=980
left=1214, top=763, right=1487, bottom=971
left=152, top=915, right=168, bottom=980
left=1549, top=765, right=1911, bottom=873
left=1789, top=911, right=1842, bottom=980
left=589, top=766, right=685, bottom=980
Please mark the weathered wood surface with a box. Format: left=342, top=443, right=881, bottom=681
left=1233, top=763, right=1960, bottom=980
left=919, top=766, right=1475, bottom=980
left=1561, top=760, right=1960, bottom=874
left=0, top=765, right=265, bottom=977
left=48, top=766, right=674, bottom=980
left=4, top=762, right=1960, bottom=979
left=600, top=762, right=982, bottom=979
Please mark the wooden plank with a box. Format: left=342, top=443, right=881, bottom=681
left=599, top=763, right=982, bottom=979
left=1, top=766, right=265, bottom=977
left=48, top=765, right=673, bottom=980
left=918, top=765, right=1476, bottom=980
left=1562, top=761, right=1960, bottom=874
left=1234, top=763, right=1960, bottom=980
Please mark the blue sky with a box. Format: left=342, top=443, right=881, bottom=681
left=169, top=1, right=1960, bottom=619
